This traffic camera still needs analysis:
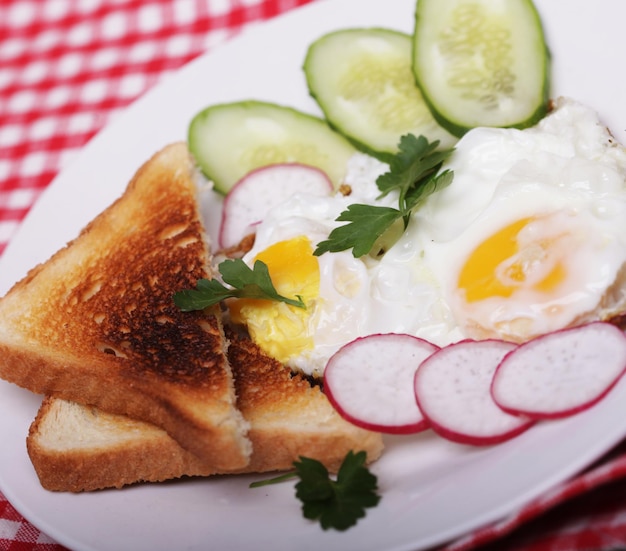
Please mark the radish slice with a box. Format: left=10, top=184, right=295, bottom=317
left=218, top=163, right=333, bottom=249
left=323, top=333, right=439, bottom=434
left=492, top=322, right=626, bottom=419
left=414, top=339, right=534, bottom=445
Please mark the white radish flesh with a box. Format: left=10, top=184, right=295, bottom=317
left=492, top=322, right=626, bottom=419
left=324, top=333, right=438, bottom=434
left=414, top=339, right=534, bottom=445
left=218, top=163, right=333, bottom=249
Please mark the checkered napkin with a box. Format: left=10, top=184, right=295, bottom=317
left=0, top=0, right=314, bottom=256
left=2, top=1, right=626, bottom=550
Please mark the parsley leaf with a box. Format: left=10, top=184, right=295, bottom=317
left=315, top=134, right=454, bottom=258
left=313, top=204, right=402, bottom=257
left=250, top=451, right=380, bottom=531
left=173, top=258, right=306, bottom=311
left=296, top=451, right=380, bottom=530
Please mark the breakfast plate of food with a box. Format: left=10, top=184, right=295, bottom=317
left=1, top=0, right=626, bottom=550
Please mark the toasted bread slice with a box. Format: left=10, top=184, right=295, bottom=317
left=0, top=143, right=251, bottom=469
left=27, top=329, right=384, bottom=492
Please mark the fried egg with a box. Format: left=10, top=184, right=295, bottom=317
left=232, top=97, right=626, bottom=376
left=417, top=97, right=626, bottom=342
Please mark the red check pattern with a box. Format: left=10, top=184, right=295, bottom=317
left=2, top=1, right=626, bottom=550
left=0, top=0, right=315, bottom=256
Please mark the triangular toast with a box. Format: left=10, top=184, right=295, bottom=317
left=27, top=328, right=384, bottom=492
left=0, top=143, right=251, bottom=469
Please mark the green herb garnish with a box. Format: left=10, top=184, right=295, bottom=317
left=250, top=451, right=380, bottom=531
left=173, top=258, right=305, bottom=311
left=314, top=134, right=454, bottom=257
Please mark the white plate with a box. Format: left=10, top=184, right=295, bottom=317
left=1, top=1, right=626, bottom=549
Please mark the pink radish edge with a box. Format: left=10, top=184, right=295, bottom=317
left=218, top=163, right=333, bottom=249
left=323, top=333, right=437, bottom=435
left=414, top=339, right=535, bottom=446
left=491, top=322, right=626, bottom=420
left=423, top=410, right=534, bottom=447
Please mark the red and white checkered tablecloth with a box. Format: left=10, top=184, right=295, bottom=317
left=2, top=1, right=626, bottom=550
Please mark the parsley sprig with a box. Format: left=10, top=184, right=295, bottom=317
left=314, top=134, right=454, bottom=258
left=250, top=451, right=380, bottom=531
left=173, top=258, right=305, bottom=311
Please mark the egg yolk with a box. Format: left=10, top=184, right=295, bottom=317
left=459, top=216, right=567, bottom=303
left=230, top=236, right=320, bottom=364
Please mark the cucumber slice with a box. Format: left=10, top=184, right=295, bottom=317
left=413, top=0, right=550, bottom=136
left=188, top=100, right=356, bottom=194
left=304, top=28, right=456, bottom=159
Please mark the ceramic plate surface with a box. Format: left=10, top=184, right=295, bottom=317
left=1, top=1, right=626, bottom=549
